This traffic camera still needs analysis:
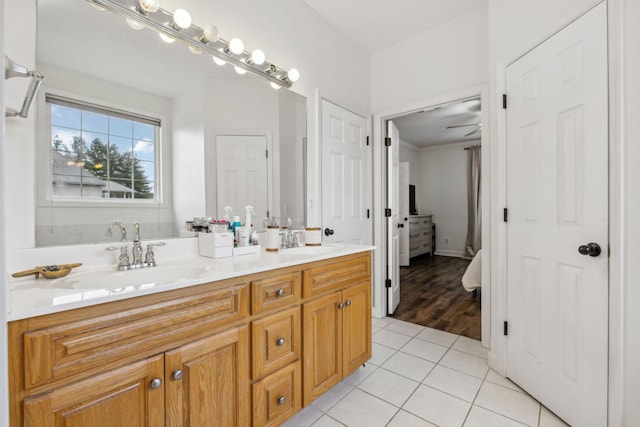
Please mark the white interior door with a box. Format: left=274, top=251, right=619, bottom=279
left=216, top=135, right=269, bottom=226
left=321, top=100, right=369, bottom=244
left=387, top=121, right=400, bottom=314
left=505, top=4, right=608, bottom=426
left=399, top=162, right=410, bottom=266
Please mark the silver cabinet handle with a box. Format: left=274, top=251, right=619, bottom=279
left=277, top=396, right=286, bottom=405
left=172, top=369, right=183, bottom=380
left=276, top=288, right=285, bottom=297
left=150, top=378, right=163, bottom=389
left=276, top=337, right=286, bottom=346
left=338, top=302, right=344, bottom=309
left=345, top=299, right=352, bottom=307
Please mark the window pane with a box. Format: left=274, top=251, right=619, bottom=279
left=134, top=139, right=154, bottom=162
left=109, top=116, right=133, bottom=138
left=133, top=122, right=154, bottom=141
left=81, top=111, right=108, bottom=134
left=51, top=104, right=80, bottom=128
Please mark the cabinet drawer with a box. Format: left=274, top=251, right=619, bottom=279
left=251, top=271, right=301, bottom=314
left=21, top=283, right=249, bottom=390
left=303, top=253, right=371, bottom=298
left=253, top=361, right=301, bottom=427
left=252, top=307, right=300, bottom=380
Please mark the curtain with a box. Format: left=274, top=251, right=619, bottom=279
left=465, top=146, right=481, bottom=257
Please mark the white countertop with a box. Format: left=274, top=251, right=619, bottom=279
left=6, top=243, right=375, bottom=321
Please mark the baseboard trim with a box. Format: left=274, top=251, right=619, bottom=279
left=434, top=249, right=467, bottom=258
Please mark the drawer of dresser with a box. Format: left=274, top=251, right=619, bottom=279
left=251, top=271, right=301, bottom=314
left=252, top=306, right=300, bottom=380
left=302, top=253, right=371, bottom=298
left=253, top=361, right=301, bottom=427
left=21, top=283, right=249, bottom=390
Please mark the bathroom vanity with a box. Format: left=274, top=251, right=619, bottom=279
left=7, top=245, right=373, bottom=427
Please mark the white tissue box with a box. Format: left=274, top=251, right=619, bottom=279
left=198, top=232, right=234, bottom=258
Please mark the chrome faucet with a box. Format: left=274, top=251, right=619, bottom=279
left=131, top=222, right=144, bottom=268
left=105, top=220, right=165, bottom=270
left=281, top=217, right=305, bottom=248
left=106, top=220, right=127, bottom=242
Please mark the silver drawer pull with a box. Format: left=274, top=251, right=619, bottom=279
left=276, top=337, right=286, bottom=346
left=277, top=396, right=286, bottom=405
left=276, top=288, right=285, bottom=297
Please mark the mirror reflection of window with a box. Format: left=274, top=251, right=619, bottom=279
left=47, top=95, right=159, bottom=202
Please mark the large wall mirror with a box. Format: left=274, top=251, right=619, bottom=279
left=35, top=0, right=307, bottom=246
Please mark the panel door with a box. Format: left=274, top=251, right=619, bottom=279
left=505, top=3, right=608, bottom=426
left=399, top=162, right=410, bottom=266
left=387, top=120, right=401, bottom=314
left=23, top=355, right=164, bottom=427
left=342, top=282, right=372, bottom=375
left=302, top=291, right=343, bottom=406
left=165, top=326, right=250, bottom=427
left=321, top=99, right=369, bottom=244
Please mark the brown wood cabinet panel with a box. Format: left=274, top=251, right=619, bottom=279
left=252, top=306, right=301, bottom=380
left=23, top=354, right=164, bottom=427
left=342, top=281, right=372, bottom=375
left=252, top=361, right=301, bottom=427
left=302, top=253, right=371, bottom=298
left=165, top=326, right=250, bottom=427
left=251, top=271, right=301, bottom=314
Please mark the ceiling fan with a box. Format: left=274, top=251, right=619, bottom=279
left=446, top=123, right=482, bottom=137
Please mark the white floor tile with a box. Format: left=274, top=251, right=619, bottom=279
left=452, top=336, right=489, bottom=359
left=382, top=351, right=436, bottom=382
left=372, top=326, right=382, bottom=335
left=423, top=365, right=483, bottom=402
left=282, top=404, right=324, bottom=427
left=539, top=406, right=570, bottom=427
left=485, top=369, right=523, bottom=393
left=403, top=385, right=472, bottom=427
left=311, top=415, right=346, bottom=427
left=385, top=319, right=426, bottom=337
left=415, top=327, right=459, bottom=347
left=401, top=337, right=449, bottom=363
left=342, top=362, right=377, bottom=387
left=370, top=343, right=397, bottom=366
left=327, top=388, right=398, bottom=427
left=372, top=316, right=397, bottom=329
left=387, top=410, right=438, bottom=427
left=372, top=329, right=413, bottom=349
left=463, top=405, right=529, bottom=427
left=357, top=367, right=420, bottom=407
left=310, top=381, right=354, bottom=413
left=438, top=349, right=489, bottom=379
left=474, top=382, right=540, bottom=427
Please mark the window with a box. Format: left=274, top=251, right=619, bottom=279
left=46, top=94, right=160, bottom=201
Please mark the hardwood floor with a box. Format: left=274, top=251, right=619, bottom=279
left=390, top=254, right=481, bottom=340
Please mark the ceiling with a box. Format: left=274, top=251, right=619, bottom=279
left=303, top=0, right=488, bottom=53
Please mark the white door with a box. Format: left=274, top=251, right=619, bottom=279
left=399, top=162, right=410, bottom=266
left=321, top=100, right=369, bottom=244
left=387, top=121, right=400, bottom=314
left=505, top=4, right=608, bottom=427
left=216, top=135, right=270, bottom=226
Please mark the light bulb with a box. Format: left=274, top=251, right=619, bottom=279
left=159, top=32, right=175, bottom=43
left=138, top=0, right=159, bottom=13
left=173, top=9, right=192, bottom=29
left=228, top=38, right=244, bottom=55
left=188, top=46, right=202, bottom=55
left=126, top=18, right=145, bottom=30
left=251, top=49, right=266, bottom=65
left=213, top=56, right=226, bottom=66
left=270, top=82, right=282, bottom=90
left=234, top=66, right=247, bottom=75
left=286, top=68, right=300, bottom=82
left=203, top=25, right=219, bottom=43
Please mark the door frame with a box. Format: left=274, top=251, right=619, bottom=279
left=372, top=84, right=491, bottom=348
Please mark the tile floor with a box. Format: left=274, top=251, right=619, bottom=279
left=282, top=317, right=570, bottom=427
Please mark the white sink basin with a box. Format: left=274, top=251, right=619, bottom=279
left=283, top=245, right=338, bottom=255
left=52, top=265, right=211, bottom=290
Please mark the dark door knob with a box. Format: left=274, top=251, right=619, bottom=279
left=404, top=217, right=408, bottom=221
left=397, top=223, right=404, bottom=228
left=578, top=243, right=601, bottom=257
left=324, top=228, right=334, bottom=236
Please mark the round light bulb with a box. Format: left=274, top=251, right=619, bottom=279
left=228, top=38, right=244, bottom=55
left=270, top=82, right=282, bottom=90
left=251, top=49, right=266, bottom=65
left=173, top=8, right=192, bottom=29
left=126, top=18, right=145, bottom=30
left=287, top=68, right=300, bottom=82
left=188, top=46, right=202, bottom=55
left=203, top=25, right=219, bottom=43
left=138, top=0, right=159, bottom=13
left=213, top=56, right=227, bottom=66
left=234, top=65, right=247, bottom=75
left=159, top=32, right=175, bottom=43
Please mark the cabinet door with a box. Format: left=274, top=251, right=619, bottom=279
left=23, top=354, right=164, bottom=427
left=342, top=281, right=372, bottom=375
left=302, top=292, right=343, bottom=406
left=165, top=326, right=250, bottom=427
left=253, top=361, right=301, bottom=427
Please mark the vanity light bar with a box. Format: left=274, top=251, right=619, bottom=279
left=86, top=0, right=294, bottom=88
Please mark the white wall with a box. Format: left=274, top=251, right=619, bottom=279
left=399, top=141, right=420, bottom=189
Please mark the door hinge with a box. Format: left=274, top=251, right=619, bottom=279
left=385, top=137, right=392, bottom=147
left=503, top=208, right=508, bottom=222
left=367, top=209, right=370, bottom=219
left=266, top=149, right=269, bottom=159
left=385, top=278, right=392, bottom=288
left=504, top=321, right=508, bottom=336
left=366, top=136, right=370, bottom=146
left=502, top=94, right=507, bottom=109
left=385, top=208, right=391, bottom=217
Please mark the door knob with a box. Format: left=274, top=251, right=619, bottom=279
left=324, top=228, right=334, bottom=236
left=397, top=223, right=404, bottom=228
left=172, top=369, right=184, bottom=380
left=150, top=378, right=163, bottom=389
left=578, top=242, right=601, bottom=257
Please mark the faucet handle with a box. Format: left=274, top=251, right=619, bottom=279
left=144, top=242, right=166, bottom=266
left=105, top=245, right=130, bottom=270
